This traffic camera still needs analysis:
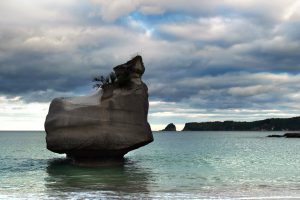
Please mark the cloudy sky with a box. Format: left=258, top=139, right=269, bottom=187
left=1, top=0, right=300, bottom=131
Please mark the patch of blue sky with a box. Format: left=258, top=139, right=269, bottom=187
left=115, top=11, right=195, bottom=37
left=129, top=11, right=194, bottom=24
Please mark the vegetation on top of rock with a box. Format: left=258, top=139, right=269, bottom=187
left=93, top=72, right=116, bottom=89
left=92, top=71, right=131, bottom=89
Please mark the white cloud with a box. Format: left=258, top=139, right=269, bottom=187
left=0, top=96, right=49, bottom=130
left=90, top=0, right=140, bottom=22
left=89, top=0, right=300, bottom=24
left=160, top=17, right=266, bottom=44
left=0, top=0, right=75, bottom=26
left=139, top=5, right=165, bottom=15
left=228, top=85, right=275, bottom=97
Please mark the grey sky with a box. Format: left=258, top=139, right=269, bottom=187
left=0, top=0, right=300, bottom=130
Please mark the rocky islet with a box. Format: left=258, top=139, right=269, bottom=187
left=44, top=56, right=153, bottom=164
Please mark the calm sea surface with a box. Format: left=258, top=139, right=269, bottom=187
left=0, top=131, right=300, bottom=199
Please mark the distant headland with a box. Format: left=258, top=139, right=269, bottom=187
left=179, top=116, right=300, bottom=131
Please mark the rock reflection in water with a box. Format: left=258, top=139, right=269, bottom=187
left=45, top=158, right=153, bottom=198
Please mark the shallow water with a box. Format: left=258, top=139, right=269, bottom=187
left=0, top=131, right=300, bottom=199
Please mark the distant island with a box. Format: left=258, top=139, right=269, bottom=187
left=161, top=123, right=176, bottom=131
left=182, top=116, right=300, bottom=131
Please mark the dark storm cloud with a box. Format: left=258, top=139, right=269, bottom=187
left=148, top=72, right=300, bottom=111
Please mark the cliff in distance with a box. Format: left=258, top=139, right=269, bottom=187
left=182, top=116, right=300, bottom=131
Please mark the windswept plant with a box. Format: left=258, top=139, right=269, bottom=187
left=93, top=72, right=117, bottom=89
left=93, top=70, right=131, bottom=89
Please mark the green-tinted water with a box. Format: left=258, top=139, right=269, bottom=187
left=0, top=131, right=300, bottom=199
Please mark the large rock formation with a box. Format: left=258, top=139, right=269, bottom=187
left=161, top=123, right=176, bottom=131
left=44, top=56, right=153, bottom=163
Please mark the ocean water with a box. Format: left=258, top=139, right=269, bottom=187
left=0, top=131, right=300, bottom=199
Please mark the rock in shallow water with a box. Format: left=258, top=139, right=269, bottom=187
left=283, top=133, right=300, bottom=138
left=267, top=133, right=300, bottom=138
left=267, top=134, right=284, bottom=138
left=44, top=56, right=153, bottom=163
